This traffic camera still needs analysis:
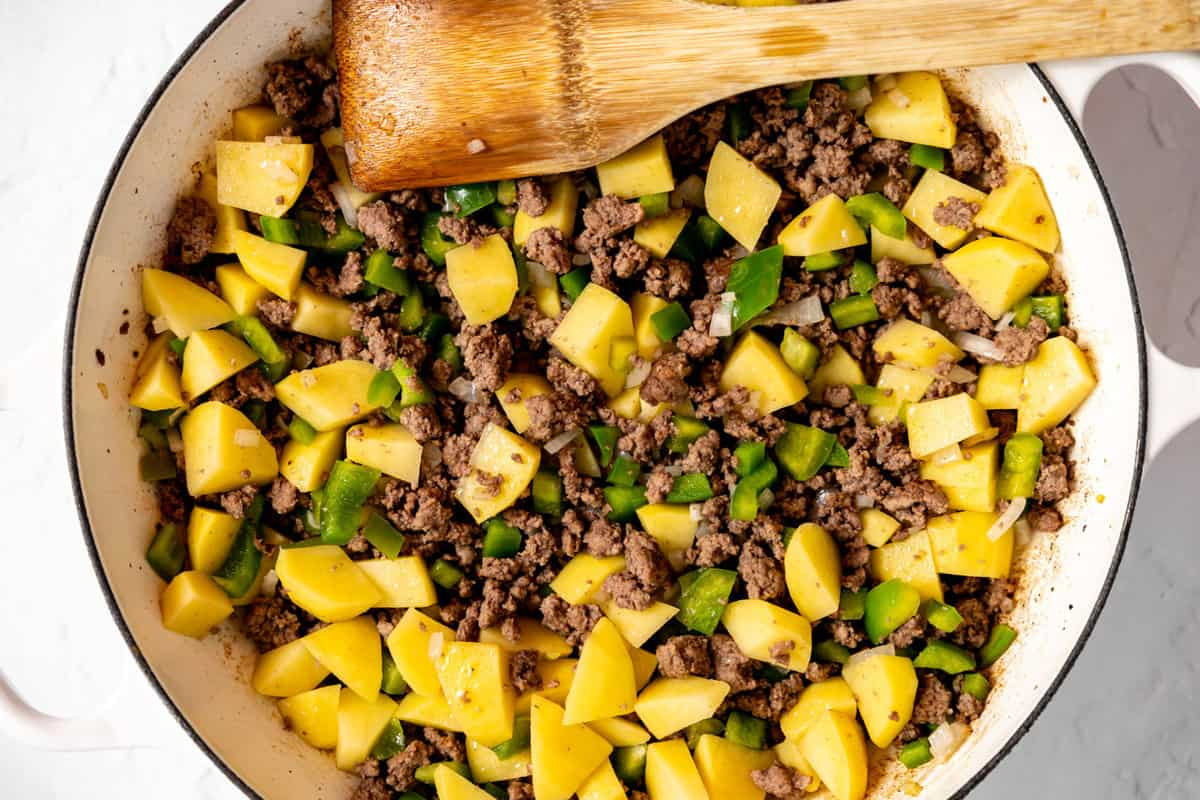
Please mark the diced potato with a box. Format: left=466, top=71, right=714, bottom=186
left=335, top=691, right=397, bottom=770
left=720, top=331, right=809, bottom=415
left=695, top=734, right=776, bottom=800
left=778, top=193, right=868, bottom=257
left=216, top=140, right=313, bottom=217
left=233, top=230, right=306, bottom=301
left=628, top=644, right=658, bottom=691
left=842, top=654, right=918, bottom=748
left=549, top=283, right=636, bottom=396
left=721, top=599, right=812, bottom=672
left=928, top=511, right=1015, bottom=578
left=496, top=373, right=554, bottom=434
left=600, top=599, right=679, bottom=648
left=858, top=508, right=901, bottom=548
left=578, top=761, right=627, bottom=800
left=434, top=763, right=497, bottom=800
left=395, top=692, right=462, bottom=730
left=902, top=170, right=988, bottom=249
left=635, top=208, right=691, bottom=258
left=386, top=608, right=456, bottom=697
left=437, top=642, right=515, bottom=746
left=466, top=737, right=531, bottom=782
left=597, top=134, right=675, bottom=198
left=870, top=224, right=935, bottom=266
left=634, top=677, right=731, bottom=739
left=906, top=393, right=991, bottom=458
left=180, top=401, right=278, bottom=495
left=319, top=128, right=383, bottom=210
left=357, top=557, right=437, bottom=608
left=291, top=284, right=354, bottom=341
left=872, top=319, right=963, bottom=369
left=1018, top=336, right=1097, bottom=433
left=142, top=268, right=235, bottom=337
left=480, top=618, right=572, bottom=660
left=631, top=293, right=672, bottom=360
left=774, top=739, right=821, bottom=792
left=275, top=544, right=381, bottom=622
left=159, top=571, right=234, bottom=638
left=784, top=523, right=842, bottom=622
left=704, top=141, right=782, bottom=250
left=867, top=364, right=935, bottom=426
left=530, top=696, right=614, bottom=800
left=550, top=554, right=626, bottom=604
left=197, top=173, right=248, bottom=255
left=976, top=363, right=1025, bottom=410
left=186, top=507, right=241, bottom=574
left=180, top=329, right=258, bottom=400
left=868, top=529, right=943, bottom=601
left=280, top=427, right=344, bottom=492
left=516, top=659, right=578, bottom=714
left=564, top=617, right=637, bottom=724
left=130, top=333, right=184, bottom=411
left=864, top=71, right=956, bottom=148
left=942, top=237, right=1050, bottom=319
left=636, top=504, right=698, bottom=559
left=231, top=104, right=293, bottom=141
left=975, top=164, right=1060, bottom=252
left=514, top=175, right=579, bottom=246
left=920, top=441, right=999, bottom=512
left=587, top=716, right=651, bottom=747
left=302, top=616, right=382, bottom=701
left=454, top=423, right=541, bottom=522
left=278, top=685, right=340, bottom=750
left=446, top=234, right=519, bottom=325
left=214, top=263, right=268, bottom=316
left=780, top=676, right=857, bottom=741
left=798, top=710, right=868, bottom=800
left=646, top=739, right=710, bottom=800
left=809, top=344, right=865, bottom=399
left=275, top=360, right=382, bottom=431
left=346, top=423, right=421, bottom=486
left=252, top=638, right=330, bottom=697
left=607, top=387, right=680, bottom=424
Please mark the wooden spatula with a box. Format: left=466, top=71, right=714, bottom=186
left=334, top=0, right=1198, bottom=190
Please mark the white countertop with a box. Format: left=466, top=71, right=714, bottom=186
left=1, top=1, right=1197, bottom=797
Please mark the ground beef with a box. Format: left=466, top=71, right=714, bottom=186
left=830, top=620, right=864, bottom=649
left=911, top=674, right=954, bottom=726
left=456, top=324, right=513, bottom=392
left=1027, top=505, right=1064, bottom=531
left=881, top=480, right=950, bottom=529
left=264, top=56, right=335, bottom=122
left=219, top=485, right=259, bottom=519
left=888, top=615, right=926, bottom=648
left=644, top=469, right=674, bottom=504
left=507, top=781, right=535, bottom=800
left=994, top=316, right=1049, bottom=366
left=752, top=762, right=811, bottom=799
left=167, top=196, right=215, bottom=265
left=257, top=297, right=297, bottom=328
left=577, top=195, right=645, bottom=249
left=624, top=530, right=672, bottom=594
left=711, top=633, right=762, bottom=693
left=939, top=289, right=994, bottom=335
left=656, top=635, right=714, bottom=678
left=508, top=649, right=542, bottom=693
left=438, top=214, right=488, bottom=246
left=932, top=196, right=980, bottom=230
left=242, top=592, right=300, bottom=651
left=355, top=200, right=408, bottom=252
left=738, top=537, right=786, bottom=601
left=1034, top=456, right=1070, bottom=502
left=524, top=226, right=571, bottom=274
left=639, top=352, right=691, bottom=406
left=687, top=531, right=740, bottom=567
left=515, top=178, right=549, bottom=216
left=423, top=727, right=466, bottom=762
left=267, top=476, right=300, bottom=514
left=539, top=594, right=601, bottom=646
left=384, top=740, right=432, bottom=792
left=643, top=258, right=692, bottom=300
left=546, top=357, right=600, bottom=398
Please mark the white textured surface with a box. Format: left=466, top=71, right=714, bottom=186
left=0, top=2, right=1196, bottom=797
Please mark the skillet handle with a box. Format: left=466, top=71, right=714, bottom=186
left=1041, top=54, right=1200, bottom=462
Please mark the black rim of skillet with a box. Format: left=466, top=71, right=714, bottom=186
left=61, top=2, right=1148, bottom=796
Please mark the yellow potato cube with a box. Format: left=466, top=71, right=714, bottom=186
left=216, top=139, right=313, bottom=217
left=335, top=691, right=397, bottom=770
left=778, top=193, right=868, bottom=257
left=434, top=763, right=496, bottom=800
left=647, top=738, right=710, bottom=800
left=628, top=644, right=658, bottom=691
left=596, top=134, right=675, bottom=198
left=1018, top=336, right=1097, bottom=433
left=395, top=692, right=462, bottom=731
left=809, top=344, right=865, bottom=399
left=252, top=638, right=330, bottom=697
left=357, top=557, right=437, bottom=608
left=437, top=642, right=515, bottom=746
left=867, top=364, right=935, bottom=426
left=635, top=677, right=731, bottom=739
left=275, top=360, right=383, bottom=431
left=799, top=710, right=868, bottom=800
left=975, top=164, right=1060, bottom=253
left=600, top=599, right=679, bottom=648
left=720, top=331, right=809, bottom=415
left=843, top=654, right=918, bottom=748
left=634, top=207, right=691, bottom=258
left=587, top=716, right=651, bottom=747
left=233, top=230, right=306, bottom=301
left=920, top=441, right=999, bottom=512
left=386, top=608, right=456, bottom=697
left=159, top=570, right=234, bottom=639
left=721, top=599, right=812, bottom=672
left=278, top=685, right=340, bottom=750
left=180, top=329, right=258, bottom=400
left=275, top=544, right=381, bottom=622
left=290, top=283, right=353, bottom=341
left=578, top=761, right=627, bottom=800
left=872, top=319, right=964, bottom=369
left=785, top=523, right=842, bottom=622
left=928, top=511, right=1015, bottom=578
left=130, top=333, right=184, bottom=411
left=180, top=401, right=278, bottom=495
left=549, top=283, right=636, bottom=396
left=636, top=503, right=699, bottom=557
left=280, top=427, right=344, bottom=492
left=346, top=423, right=422, bottom=486
left=550, top=554, right=626, bottom=605
left=214, top=263, right=269, bottom=316
left=906, top=393, right=991, bottom=458
left=865, top=71, right=956, bottom=148
left=466, top=737, right=531, bottom=782
left=231, top=104, right=293, bottom=141
left=780, top=676, right=857, bottom=741
left=530, top=696, right=613, bottom=800
left=446, top=234, right=519, bottom=326
left=704, top=141, right=782, bottom=250
left=902, top=170, right=988, bottom=249
left=319, top=128, right=383, bottom=210
left=186, top=507, right=241, bottom=574
left=479, top=618, right=572, bottom=660
left=695, top=733, right=776, bottom=800
left=976, top=363, right=1025, bottom=410
left=302, top=616, right=382, bottom=701
left=942, top=237, right=1050, bottom=319
left=858, top=508, right=901, bottom=548
left=563, top=617, right=637, bottom=724
left=496, top=373, right=554, bottom=434
left=868, top=529, right=943, bottom=601
left=197, top=173, right=248, bottom=255
left=514, top=175, right=579, bottom=246
left=454, top=423, right=541, bottom=522
left=631, top=292, right=672, bottom=360
left=870, top=224, right=935, bottom=266
left=516, top=659, right=578, bottom=714
left=142, top=268, right=236, bottom=337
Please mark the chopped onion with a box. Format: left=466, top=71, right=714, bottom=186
left=664, top=464, right=684, bottom=477
left=292, top=350, right=313, bottom=370
left=695, top=521, right=712, bottom=539
left=944, top=365, right=978, bottom=384
left=928, top=443, right=963, bottom=465
left=1014, top=518, right=1033, bottom=549
left=888, top=89, right=912, bottom=108
left=729, top=245, right=750, bottom=260
left=854, top=493, right=876, bottom=509
left=261, top=159, right=298, bottom=184
left=422, top=442, right=442, bottom=471
left=918, top=266, right=958, bottom=294
left=847, top=643, right=895, bottom=667
left=929, top=721, right=971, bottom=761
left=233, top=429, right=260, bottom=447
left=544, top=428, right=581, bottom=454
left=329, top=181, right=358, bottom=228
left=428, top=631, right=445, bottom=660
left=166, top=428, right=184, bottom=454
left=758, top=488, right=776, bottom=511
left=527, top=260, right=557, bottom=295
left=670, top=174, right=706, bottom=210
left=448, top=376, right=479, bottom=403
left=260, top=569, right=279, bottom=596
left=689, top=503, right=703, bottom=522
left=995, top=310, right=1016, bottom=332
left=709, top=294, right=735, bottom=337
left=571, top=253, right=592, bottom=267
left=624, top=358, right=652, bottom=389
left=875, top=73, right=897, bottom=91
left=151, top=316, right=170, bottom=334
left=466, top=138, right=487, bottom=154
left=757, top=295, right=825, bottom=327
left=920, top=310, right=935, bottom=328
left=987, top=497, right=1026, bottom=541
left=847, top=86, right=873, bottom=113
left=952, top=331, right=1005, bottom=362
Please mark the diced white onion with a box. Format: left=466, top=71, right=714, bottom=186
left=987, top=497, right=1026, bottom=541
left=918, top=266, right=958, bottom=294
left=847, top=643, right=895, bottom=668
left=670, top=174, right=706, bottom=210
left=709, top=297, right=734, bottom=338
left=571, top=253, right=592, bottom=267
left=854, top=493, right=876, bottom=509
left=329, top=181, right=358, bottom=228
left=695, top=521, right=712, bottom=539
left=260, top=569, right=279, bottom=596
left=920, top=310, right=935, bottom=328
left=544, top=428, right=581, bottom=454
left=1014, top=518, right=1033, bottom=549
left=995, top=311, right=1016, bottom=332
left=952, top=331, right=1005, bottom=362
left=757, top=295, right=825, bottom=327
left=888, top=89, right=912, bottom=108
left=847, top=86, right=873, bottom=113
left=428, top=631, right=445, bottom=660
left=929, top=721, right=971, bottom=761
left=152, top=316, right=170, bottom=334
left=689, top=503, right=703, bottom=522
left=944, top=365, right=978, bottom=384
left=466, top=138, right=487, bottom=154
left=729, top=245, right=750, bottom=259
left=421, top=442, right=442, bottom=473
left=261, top=159, right=299, bottom=184
left=758, top=488, right=776, bottom=511
left=624, top=358, right=652, bottom=389
left=875, top=73, right=898, bottom=91
left=928, top=443, right=963, bottom=465
left=166, top=428, right=184, bottom=454
left=527, top=260, right=557, bottom=295
left=233, top=429, right=260, bottom=447
left=664, top=464, right=684, bottom=477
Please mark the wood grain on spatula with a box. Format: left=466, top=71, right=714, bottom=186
left=334, top=0, right=1199, bottom=191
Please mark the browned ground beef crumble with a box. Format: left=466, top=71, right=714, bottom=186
left=148, top=52, right=1081, bottom=799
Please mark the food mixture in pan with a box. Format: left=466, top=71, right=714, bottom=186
left=129, top=45, right=1097, bottom=800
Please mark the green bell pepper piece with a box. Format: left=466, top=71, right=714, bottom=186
left=168, top=337, right=187, bottom=358
left=676, top=568, right=737, bottom=635
left=684, top=718, right=725, bottom=750
left=414, top=762, right=471, bottom=784
left=725, top=102, right=752, bottom=146
left=604, top=485, right=648, bottom=522
left=830, top=295, right=881, bottom=329
left=532, top=471, right=564, bottom=517
left=212, top=496, right=264, bottom=598
left=785, top=81, right=814, bottom=111
left=666, top=473, right=714, bottom=504
left=145, top=523, right=185, bottom=582
left=838, top=75, right=868, bottom=91
left=226, top=316, right=288, bottom=371
left=666, top=416, right=710, bottom=455
left=490, top=205, right=516, bottom=228
left=370, top=717, right=407, bottom=760
left=920, top=598, right=964, bottom=633
left=435, top=334, right=463, bottom=373
left=979, top=624, right=1017, bottom=668
left=496, top=179, right=517, bottom=206
left=998, top=432, right=1043, bottom=499
left=288, top=417, right=317, bottom=445
left=780, top=330, right=820, bottom=379
left=775, top=423, right=837, bottom=481
left=363, top=511, right=406, bottom=559
left=639, top=192, right=671, bottom=217
left=650, top=302, right=692, bottom=341
left=396, top=290, right=425, bottom=332
left=1012, top=296, right=1034, bottom=327
left=492, top=716, right=531, bottom=760
left=727, top=245, right=784, bottom=330
left=913, top=639, right=976, bottom=674
left=446, top=182, right=497, bottom=217
left=587, top=424, right=620, bottom=468
left=812, top=640, right=851, bottom=665
left=961, top=672, right=990, bottom=701
left=367, top=370, right=402, bottom=408
left=848, top=260, right=879, bottom=295
left=612, top=745, right=647, bottom=784
left=420, top=213, right=458, bottom=266
left=838, top=588, right=868, bottom=621
left=909, top=144, right=945, bottom=171
left=260, top=214, right=365, bottom=253
left=730, top=459, right=779, bottom=521
left=430, top=558, right=464, bottom=589
left=899, top=737, right=933, bottom=769
left=823, top=442, right=850, bottom=469
left=418, top=312, right=450, bottom=343
left=803, top=250, right=846, bottom=272
left=320, top=461, right=380, bottom=545
left=733, top=441, right=767, bottom=477
left=559, top=266, right=590, bottom=301
left=1031, top=295, right=1065, bottom=331
left=139, top=449, right=177, bottom=482
left=607, top=455, right=642, bottom=488
left=850, top=384, right=887, bottom=406
left=864, top=578, right=921, bottom=644
left=363, top=249, right=412, bottom=296
left=845, top=193, right=905, bottom=239
left=381, top=648, right=409, bottom=695
left=725, top=711, right=768, bottom=750
left=482, top=518, right=523, bottom=558
left=391, top=360, right=434, bottom=409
